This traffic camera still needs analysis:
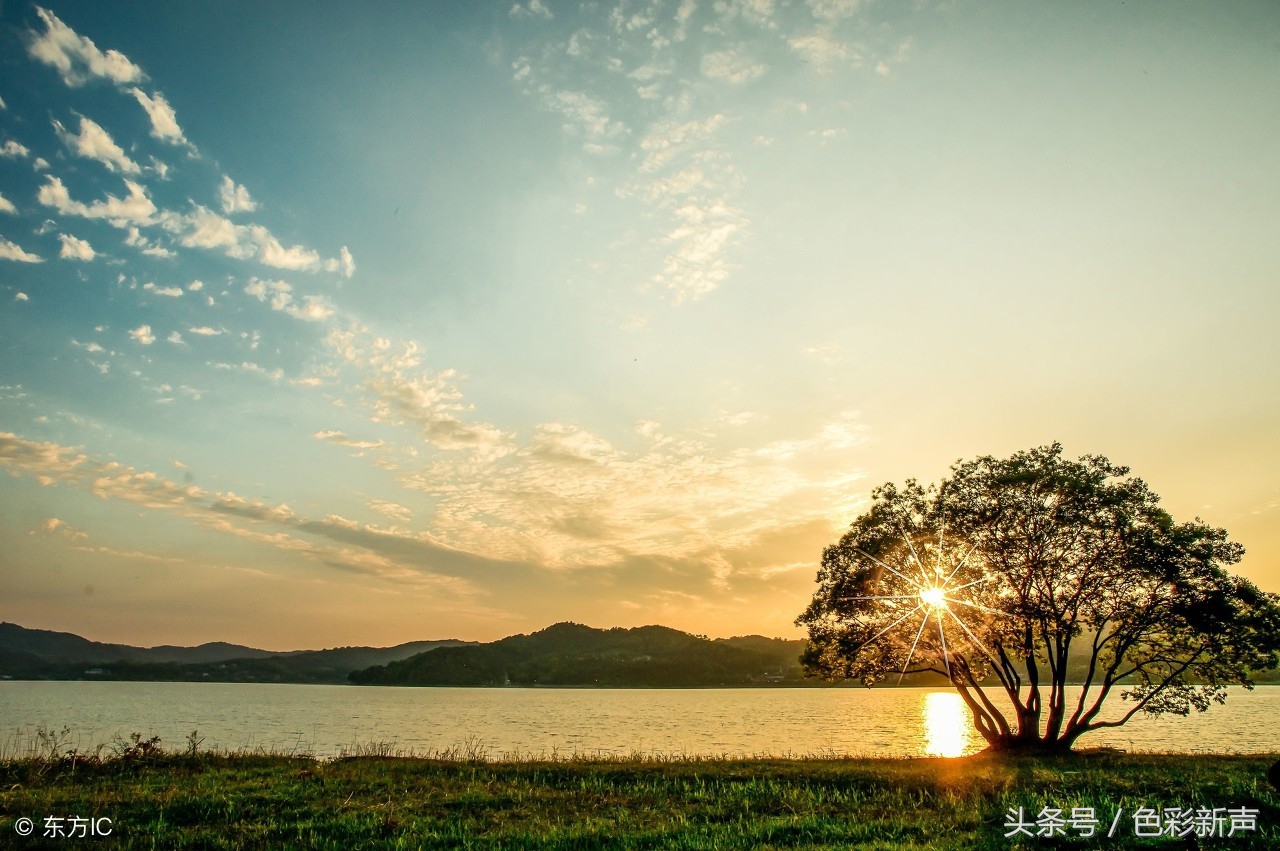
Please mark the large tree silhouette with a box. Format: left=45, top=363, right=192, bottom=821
left=798, top=444, right=1280, bottom=752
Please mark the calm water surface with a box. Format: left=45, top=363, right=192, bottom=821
left=2, top=683, right=1278, bottom=758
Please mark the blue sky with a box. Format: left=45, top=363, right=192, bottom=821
left=1, top=1, right=1277, bottom=648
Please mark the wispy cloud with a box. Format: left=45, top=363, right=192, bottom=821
left=0, top=237, right=44, bottom=263
left=510, top=0, right=553, bottom=20
left=507, top=6, right=757, bottom=305
left=326, top=328, right=512, bottom=455
left=27, top=6, right=145, bottom=87
left=142, top=282, right=183, bottom=297
left=123, top=226, right=175, bottom=258
left=501, top=0, right=900, bottom=310
left=38, top=175, right=157, bottom=226
left=244, top=276, right=335, bottom=321
left=700, top=48, right=767, bottom=83
left=807, top=0, right=864, bottom=24
left=313, top=429, right=385, bottom=453
left=0, top=431, right=495, bottom=588
left=129, top=88, right=190, bottom=146
left=392, top=411, right=870, bottom=576
left=313, top=328, right=872, bottom=578
left=54, top=115, right=142, bottom=174
left=157, top=204, right=345, bottom=274
left=34, top=516, right=88, bottom=541
left=369, top=499, right=413, bottom=524
left=788, top=32, right=855, bottom=70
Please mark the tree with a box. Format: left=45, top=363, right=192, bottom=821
left=797, top=444, right=1280, bottom=753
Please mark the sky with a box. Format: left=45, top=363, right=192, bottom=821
left=0, top=1, right=1277, bottom=650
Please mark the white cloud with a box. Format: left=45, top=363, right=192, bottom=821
left=313, top=430, right=385, bottom=451
left=0, top=237, right=44, bottom=263
left=244, top=277, right=286, bottom=303
left=53, top=116, right=142, bottom=174
left=788, top=33, right=854, bottom=70
left=807, top=0, right=863, bottom=23
left=129, top=89, right=188, bottom=145
left=188, top=326, right=222, bottom=336
left=510, top=0, right=553, bottom=19
left=323, top=245, right=356, bottom=278
left=674, top=0, right=698, bottom=39
left=327, top=328, right=513, bottom=455
left=28, top=6, right=145, bottom=87
left=231, top=361, right=284, bottom=381
left=38, top=175, right=157, bottom=227
left=0, top=432, right=485, bottom=586
left=252, top=226, right=321, bottom=270
left=218, top=175, right=256, bottom=213
left=393, top=411, right=869, bottom=571
left=285, top=296, right=335, bottom=322
left=0, top=193, right=16, bottom=214
left=166, top=331, right=185, bottom=345
left=33, top=157, right=50, bottom=170
left=244, top=276, right=334, bottom=322
left=129, top=324, right=155, bottom=345
left=546, top=90, right=627, bottom=153
left=36, top=516, right=87, bottom=541
left=1, top=140, right=30, bottom=158
left=807, top=127, right=847, bottom=144
left=57, top=233, right=96, bottom=261
left=164, top=204, right=238, bottom=251
left=618, top=114, right=748, bottom=303
left=654, top=201, right=743, bottom=302
left=700, top=49, right=766, bottom=83
left=123, top=225, right=175, bottom=258
left=15, top=292, right=29, bottom=301
left=713, top=0, right=778, bottom=29
left=143, top=282, right=183, bottom=297
left=158, top=204, right=336, bottom=272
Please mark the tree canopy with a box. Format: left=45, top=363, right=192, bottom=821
left=797, top=444, right=1280, bottom=752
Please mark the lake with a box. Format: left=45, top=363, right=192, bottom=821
left=3, top=683, right=1278, bottom=759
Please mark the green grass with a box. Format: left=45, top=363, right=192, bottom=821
left=1, top=741, right=1277, bottom=848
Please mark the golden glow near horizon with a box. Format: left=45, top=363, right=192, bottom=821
left=923, top=691, right=973, bottom=758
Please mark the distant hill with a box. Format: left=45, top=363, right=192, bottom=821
left=350, top=622, right=814, bottom=687
left=0, top=622, right=278, bottom=667
left=0, top=622, right=472, bottom=684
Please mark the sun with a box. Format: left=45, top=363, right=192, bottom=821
left=919, top=586, right=948, bottom=610
left=836, top=527, right=1008, bottom=684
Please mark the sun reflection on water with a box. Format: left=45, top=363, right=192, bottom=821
left=923, top=691, right=972, bottom=757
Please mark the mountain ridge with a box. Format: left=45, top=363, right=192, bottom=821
left=350, top=621, right=815, bottom=687
left=0, top=622, right=473, bottom=683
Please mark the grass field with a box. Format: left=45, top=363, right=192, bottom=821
left=1, top=738, right=1277, bottom=848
